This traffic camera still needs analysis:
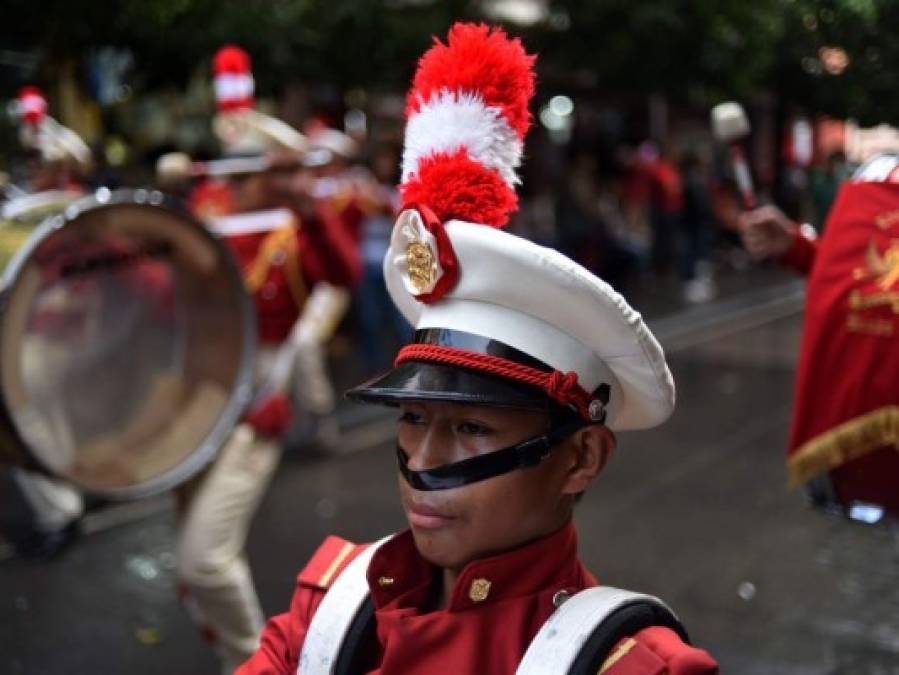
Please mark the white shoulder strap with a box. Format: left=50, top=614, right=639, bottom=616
left=297, top=536, right=391, bottom=675
left=515, top=586, right=678, bottom=675
left=298, top=554, right=677, bottom=675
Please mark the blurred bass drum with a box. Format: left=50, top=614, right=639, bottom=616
left=0, top=189, right=255, bottom=499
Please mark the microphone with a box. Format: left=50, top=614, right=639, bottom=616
left=711, top=102, right=756, bottom=209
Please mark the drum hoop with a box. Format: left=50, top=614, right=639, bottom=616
left=0, top=188, right=257, bottom=499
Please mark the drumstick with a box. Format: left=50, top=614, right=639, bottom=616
left=711, top=102, right=757, bottom=209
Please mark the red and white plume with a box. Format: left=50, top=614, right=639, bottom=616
left=213, top=45, right=255, bottom=112
left=18, top=86, right=47, bottom=127
left=401, top=23, right=536, bottom=227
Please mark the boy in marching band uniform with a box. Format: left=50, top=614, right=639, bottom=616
left=239, top=24, right=717, bottom=675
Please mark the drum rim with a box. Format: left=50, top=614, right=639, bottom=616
left=0, top=188, right=85, bottom=222
left=0, top=187, right=257, bottom=499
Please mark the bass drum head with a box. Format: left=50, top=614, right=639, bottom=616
left=0, top=189, right=255, bottom=499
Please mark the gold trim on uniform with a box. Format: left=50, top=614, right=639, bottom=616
left=598, top=637, right=637, bottom=674
left=468, top=578, right=492, bottom=603
left=318, top=542, right=356, bottom=588
left=377, top=576, right=395, bottom=587
left=244, top=220, right=309, bottom=309
left=788, top=405, right=899, bottom=487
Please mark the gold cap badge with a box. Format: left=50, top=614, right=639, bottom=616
left=394, top=208, right=443, bottom=295
left=406, top=240, right=437, bottom=292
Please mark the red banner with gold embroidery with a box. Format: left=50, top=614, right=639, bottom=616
left=788, top=181, right=899, bottom=513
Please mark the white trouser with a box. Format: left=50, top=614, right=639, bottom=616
left=12, top=469, right=84, bottom=532
left=173, top=282, right=346, bottom=669
left=176, top=423, right=281, bottom=672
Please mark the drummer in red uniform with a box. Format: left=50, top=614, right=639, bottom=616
left=172, top=45, right=362, bottom=674
left=238, top=24, right=717, bottom=675
left=739, top=154, right=899, bottom=519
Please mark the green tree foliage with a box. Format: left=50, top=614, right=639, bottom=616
left=771, top=0, right=899, bottom=123
left=2, top=0, right=898, bottom=122
left=527, top=0, right=785, bottom=105
left=0, top=0, right=472, bottom=93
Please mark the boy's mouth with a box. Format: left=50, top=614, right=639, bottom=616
left=403, top=500, right=457, bottom=530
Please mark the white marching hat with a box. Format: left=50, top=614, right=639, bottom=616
left=211, top=45, right=308, bottom=156
left=348, top=23, right=674, bottom=431
left=16, top=86, right=91, bottom=168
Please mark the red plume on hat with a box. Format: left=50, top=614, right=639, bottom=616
left=400, top=23, right=536, bottom=227
left=213, top=45, right=254, bottom=111
left=18, top=86, right=47, bottom=126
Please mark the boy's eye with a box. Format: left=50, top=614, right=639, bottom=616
left=398, top=411, right=424, bottom=425
left=458, top=421, right=493, bottom=435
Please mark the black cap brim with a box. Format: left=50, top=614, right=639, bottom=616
left=346, top=361, right=553, bottom=412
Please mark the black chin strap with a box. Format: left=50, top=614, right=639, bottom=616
left=397, top=420, right=587, bottom=491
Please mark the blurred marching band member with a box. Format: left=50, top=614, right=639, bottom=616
left=16, top=85, right=92, bottom=183
left=239, top=24, right=717, bottom=675
left=738, top=154, right=899, bottom=520
left=285, top=122, right=362, bottom=449
left=355, top=143, right=411, bottom=373
left=171, top=45, right=361, bottom=673
left=3, top=86, right=90, bottom=559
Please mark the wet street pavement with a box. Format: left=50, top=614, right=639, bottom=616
left=2, top=274, right=899, bottom=674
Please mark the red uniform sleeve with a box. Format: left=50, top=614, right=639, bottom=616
left=236, top=536, right=366, bottom=675
left=299, top=204, right=362, bottom=288
left=601, top=626, right=718, bottom=675
left=778, top=228, right=818, bottom=276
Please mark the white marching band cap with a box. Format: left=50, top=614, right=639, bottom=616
left=348, top=23, right=674, bottom=431
left=211, top=45, right=308, bottom=156
left=16, top=86, right=92, bottom=169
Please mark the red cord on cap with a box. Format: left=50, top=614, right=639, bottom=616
left=395, top=344, right=596, bottom=420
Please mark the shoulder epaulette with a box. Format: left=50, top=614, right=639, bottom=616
left=599, top=635, right=663, bottom=674
left=297, top=536, right=363, bottom=591
left=602, top=627, right=717, bottom=674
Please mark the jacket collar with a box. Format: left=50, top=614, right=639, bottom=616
left=366, top=520, right=584, bottom=612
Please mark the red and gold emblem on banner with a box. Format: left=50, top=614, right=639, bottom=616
left=847, top=238, right=899, bottom=336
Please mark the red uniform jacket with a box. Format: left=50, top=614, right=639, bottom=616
left=238, top=522, right=717, bottom=675
left=326, top=186, right=366, bottom=243
left=222, top=205, right=361, bottom=345
left=783, top=182, right=899, bottom=513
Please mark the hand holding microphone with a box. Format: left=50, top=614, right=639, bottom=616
left=736, top=205, right=797, bottom=260
left=711, top=101, right=757, bottom=209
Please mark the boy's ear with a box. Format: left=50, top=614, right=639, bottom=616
left=561, top=425, right=615, bottom=496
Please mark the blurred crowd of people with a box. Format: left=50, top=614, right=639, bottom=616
left=514, top=138, right=855, bottom=308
